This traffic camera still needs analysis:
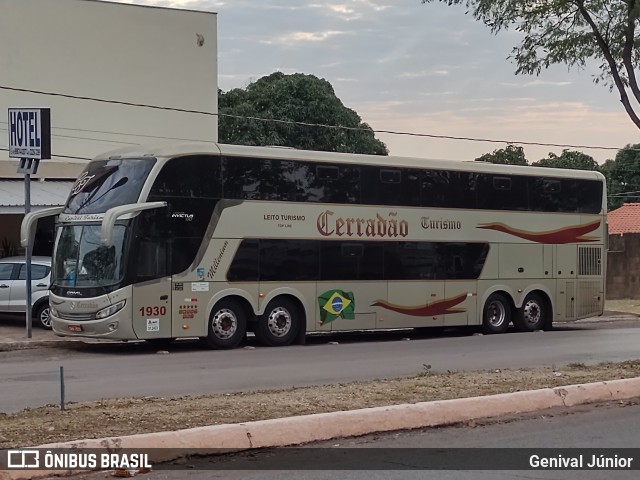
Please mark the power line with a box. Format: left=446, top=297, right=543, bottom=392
left=0, top=146, right=90, bottom=161
left=0, top=122, right=209, bottom=143
left=0, top=85, right=214, bottom=116
left=0, top=127, right=140, bottom=146
left=1, top=84, right=635, bottom=153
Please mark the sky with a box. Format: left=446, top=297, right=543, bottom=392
left=111, top=0, right=640, bottom=165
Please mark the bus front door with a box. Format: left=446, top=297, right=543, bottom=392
left=131, top=278, right=173, bottom=339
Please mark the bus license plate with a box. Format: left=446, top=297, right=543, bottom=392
left=68, top=325, right=83, bottom=332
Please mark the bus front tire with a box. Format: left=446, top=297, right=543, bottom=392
left=514, top=293, right=548, bottom=332
left=255, top=298, right=301, bottom=347
left=203, top=299, right=247, bottom=349
left=482, top=293, right=511, bottom=334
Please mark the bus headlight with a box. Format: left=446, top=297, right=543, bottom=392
left=96, top=300, right=126, bottom=320
left=50, top=306, right=59, bottom=317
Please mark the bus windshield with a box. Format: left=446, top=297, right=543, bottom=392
left=64, top=158, right=156, bottom=214
left=53, top=224, right=128, bottom=288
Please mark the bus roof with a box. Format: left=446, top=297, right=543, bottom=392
left=93, top=141, right=606, bottom=182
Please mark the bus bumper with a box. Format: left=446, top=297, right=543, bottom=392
left=50, top=309, right=138, bottom=339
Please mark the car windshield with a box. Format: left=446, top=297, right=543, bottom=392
left=64, top=158, right=156, bottom=214
left=52, top=224, right=127, bottom=287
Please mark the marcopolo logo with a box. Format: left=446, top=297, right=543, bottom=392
left=317, top=290, right=355, bottom=325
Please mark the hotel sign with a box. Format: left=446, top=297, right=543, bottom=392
left=8, top=108, right=51, bottom=160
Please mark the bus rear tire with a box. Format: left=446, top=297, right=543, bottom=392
left=255, top=298, right=301, bottom=347
left=514, top=293, right=548, bottom=332
left=482, top=293, right=511, bottom=334
left=203, top=299, right=247, bottom=349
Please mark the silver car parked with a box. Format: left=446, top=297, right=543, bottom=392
left=0, top=256, right=52, bottom=329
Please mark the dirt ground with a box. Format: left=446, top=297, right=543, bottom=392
left=1, top=299, right=638, bottom=449
left=605, top=298, right=640, bottom=315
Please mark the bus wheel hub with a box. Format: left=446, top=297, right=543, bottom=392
left=212, top=309, right=237, bottom=339
left=267, top=307, right=291, bottom=337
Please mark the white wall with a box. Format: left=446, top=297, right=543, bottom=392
left=0, top=0, right=218, bottom=173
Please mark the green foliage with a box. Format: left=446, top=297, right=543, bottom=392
left=600, top=144, right=640, bottom=210
left=532, top=150, right=599, bottom=170
left=218, top=72, right=388, bottom=155
left=474, top=144, right=528, bottom=165
left=418, top=364, right=436, bottom=377
left=422, top=0, right=640, bottom=129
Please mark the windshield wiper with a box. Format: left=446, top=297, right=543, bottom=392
left=75, top=177, right=129, bottom=214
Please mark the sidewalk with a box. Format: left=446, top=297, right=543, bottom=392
left=0, top=320, right=123, bottom=352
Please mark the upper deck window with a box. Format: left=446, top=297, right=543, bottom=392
left=64, top=158, right=156, bottom=215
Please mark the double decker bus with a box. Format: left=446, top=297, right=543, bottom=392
left=22, top=143, right=607, bottom=348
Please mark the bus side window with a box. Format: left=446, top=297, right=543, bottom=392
left=362, top=166, right=420, bottom=206
left=316, top=166, right=339, bottom=180
left=320, top=241, right=382, bottom=280
left=341, top=243, right=363, bottom=258
left=380, top=169, right=401, bottom=183
left=227, top=239, right=259, bottom=282
left=222, top=157, right=262, bottom=200
left=422, top=170, right=479, bottom=208
left=135, top=239, right=167, bottom=280
left=260, top=159, right=298, bottom=201
left=259, top=240, right=319, bottom=281
left=478, top=174, right=528, bottom=211
left=529, top=178, right=561, bottom=212
left=308, top=165, right=360, bottom=204
left=150, top=155, right=221, bottom=199
left=493, top=176, right=511, bottom=191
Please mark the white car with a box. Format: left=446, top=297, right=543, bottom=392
left=0, top=256, right=52, bottom=329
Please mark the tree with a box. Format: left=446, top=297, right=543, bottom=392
left=422, top=0, right=640, bottom=131
left=218, top=72, right=388, bottom=155
left=600, top=144, right=640, bottom=210
left=474, top=144, right=528, bottom=165
left=532, top=150, right=599, bottom=170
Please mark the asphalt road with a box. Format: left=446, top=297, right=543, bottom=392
left=71, top=400, right=640, bottom=479
left=1, top=321, right=640, bottom=413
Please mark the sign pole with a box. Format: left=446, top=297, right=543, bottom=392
left=9, top=108, right=51, bottom=339
left=24, top=165, right=32, bottom=338
left=18, top=158, right=39, bottom=339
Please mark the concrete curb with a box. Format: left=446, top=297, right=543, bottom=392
left=3, top=376, right=640, bottom=480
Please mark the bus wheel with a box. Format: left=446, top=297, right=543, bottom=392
left=482, top=293, right=511, bottom=334
left=514, top=293, right=547, bottom=332
left=204, top=299, right=247, bottom=349
left=255, top=298, right=300, bottom=347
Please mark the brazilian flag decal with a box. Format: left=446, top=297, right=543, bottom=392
left=318, top=290, right=355, bottom=325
